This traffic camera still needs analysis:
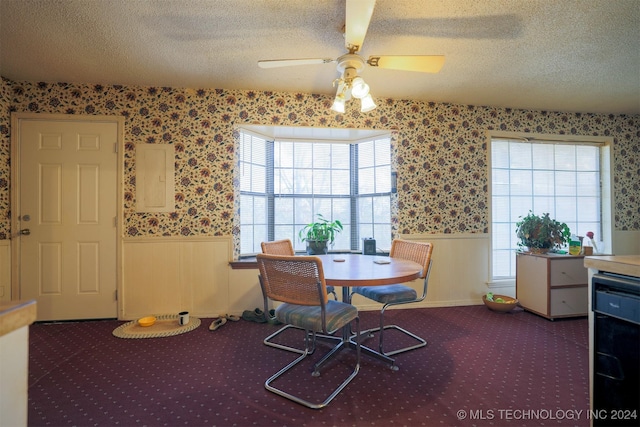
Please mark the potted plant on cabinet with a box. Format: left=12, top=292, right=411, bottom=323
left=515, top=211, right=571, bottom=253
left=298, top=214, right=343, bottom=255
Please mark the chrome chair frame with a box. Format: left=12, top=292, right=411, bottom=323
left=257, top=253, right=361, bottom=409
left=260, top=239, right=337, bottom=354
left=350, top=239, right=434, bottom=356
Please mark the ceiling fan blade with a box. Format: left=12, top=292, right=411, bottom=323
left=345, top=0, right=376, bottom=52
left=367, top=55, right=445, bottom=73
left=258, top=58, right=335, bottom=69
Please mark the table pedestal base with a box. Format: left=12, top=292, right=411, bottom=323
left=314, top=329, right=398, bottom=373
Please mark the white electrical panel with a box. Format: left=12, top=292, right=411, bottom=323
left=135, top=144, right=175, bottom=212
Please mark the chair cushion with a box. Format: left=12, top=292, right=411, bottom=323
left=275, top=300, right=358, bottom=334
left=352, top=284, right=417, bottom=304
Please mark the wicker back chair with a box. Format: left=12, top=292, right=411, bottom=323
left=260, top=239, right=295, bottom=256
left=261, top=239, right=337, bottom=298
left=260, top=239, right=342, bottom=354
left=350, top=239, right=434, bottom=356
left=256, top=253, right=360, bottom=409
left=260, top=239, right=309, bottom=354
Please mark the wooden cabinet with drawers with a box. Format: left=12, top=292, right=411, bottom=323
left=515, top=252, right=588, bottom=320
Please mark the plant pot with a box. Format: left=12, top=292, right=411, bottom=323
left=306, top=240, right=328, bottom=255
left=527, top=247, right=550, bottom=254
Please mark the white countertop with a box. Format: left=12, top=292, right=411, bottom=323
left=584, top=255, right=640, bottom=278
left=0, top=300, right=37, bottom=337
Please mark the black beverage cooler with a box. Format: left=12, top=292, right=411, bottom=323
left=592, top=272, right=640, bottom=426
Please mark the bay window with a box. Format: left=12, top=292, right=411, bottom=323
left=239, top=128, right=392, bottom=256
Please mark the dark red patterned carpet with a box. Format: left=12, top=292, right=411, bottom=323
left=28, top=305, right=589, bottom=426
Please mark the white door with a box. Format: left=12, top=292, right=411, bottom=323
left=16, top=118, right=118, bottom=321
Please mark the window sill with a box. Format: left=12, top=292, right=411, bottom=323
left=229, top=258, right=258, bottom=270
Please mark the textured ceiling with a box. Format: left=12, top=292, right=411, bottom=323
left=1, top=0, right=639, bottom=115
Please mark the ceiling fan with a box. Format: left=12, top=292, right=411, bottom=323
left=257, top=0, right=445, bottom=113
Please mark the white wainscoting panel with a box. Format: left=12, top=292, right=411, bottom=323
left=121, top=237, right=231, bottom=320
left=228, top=268, right=265, bottom=315
left=103, top=230, right=640, bottom=320
left=356, top=233, right=491, bottom=309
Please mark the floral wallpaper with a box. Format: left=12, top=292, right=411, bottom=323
left=0, top=77, right=638, bottom=256
left=0, top=78, right=11, bottom=237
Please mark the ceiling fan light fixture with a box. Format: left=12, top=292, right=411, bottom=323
left=351, top=77, right=370, bottom=99
left=331, top=80, right=349, bottom=113
left=360, top=93, right=376, bottom=112
left=259, top=1, right=447, bottom=114
left=331, top=94, right=346, bottom=113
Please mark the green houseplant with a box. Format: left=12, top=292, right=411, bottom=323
left=515, top=211, right=571, bottom=253
left=298, top=214, right=343, bottom=255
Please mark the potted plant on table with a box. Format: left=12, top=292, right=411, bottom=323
left=515, top=211, right=571, bottom=253
left=299, top=214, right=343, bottom=255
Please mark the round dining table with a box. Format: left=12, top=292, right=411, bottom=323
left=317, top=253, right=422, bottom=288
left=314, top=253, right=423, bottom=369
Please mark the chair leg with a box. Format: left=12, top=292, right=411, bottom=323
left=266, top=324, right=340, bottom=355
left=361, top=304, right=427, bottom=357
left=265, top=345, right=314, bottom=407
left=263, top=324, right=307, bottom=354
left=265, top=321, right=360, bottom=409
left=379, top=324, right=427, bottom=356
left=262, top=292, right=311, bottom=354
left=261, top=275, right=309, bottom=354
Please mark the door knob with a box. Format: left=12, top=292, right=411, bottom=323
left=20, top=229, right=30, bottom=235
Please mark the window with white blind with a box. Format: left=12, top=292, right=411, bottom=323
left=239, top=130, right=391, bottom=256
left=490, top=137, right=606, bottom=279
